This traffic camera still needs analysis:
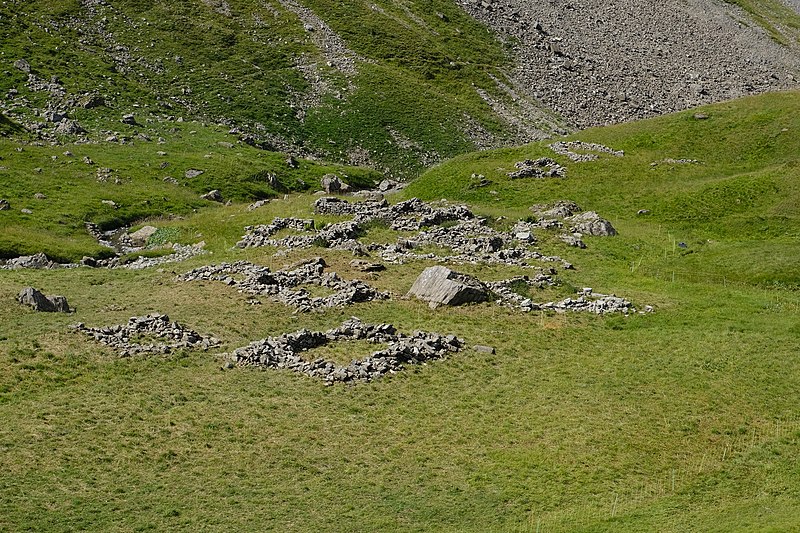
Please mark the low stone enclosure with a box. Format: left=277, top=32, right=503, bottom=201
left=224, top=317, right=465, bottom=384
left=235, top=196, right=619, bottom=271
left=177, top=257, right=389, bottom=313
left=72, top=314, right=220, bottom=357
left=13, top=194, right=648, bottom=385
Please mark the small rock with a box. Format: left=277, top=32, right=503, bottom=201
left=21, top=208, right=32, bottom=214
left=101, top=199, right=117, bottom=208
left=693, top=113, right=709, bottom=120
left=128, top=225, right=159, bottom=246
left=0, top=199, right=10, bottom=211
left=286, top=155, right=299, bottom=168
left=121, top=114, right=137, bottom=125
left=13, top=59, right=31, bottom=73
left=473, top=345, right=496, bottom=354
left=321, top=174, right=343, bottom=194
left=637, top=209, right=650, bottom=216
left=185, top=169, right=204, bottom=179
left=350, top=259, right=386, bottom=272
left=201, top=190, right=223, bottom=202
left=33, top=193, right=47, bottom=200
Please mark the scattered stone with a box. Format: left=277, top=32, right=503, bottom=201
left=128, top=225, right=159, bottom=246
left=201, top=189, right=223, bottom=202
left=217, top=141, right=234, bottom=149
left=225, top=317, right=464, bottom=384
left=566, top=211, right=617, bottom=236
left=17, top=287, right=72, bottom=313
left=13, top=59, right=31, bottom=73
left=121, top=114, right=137, bottom=125
left=73, top=314, right=220, bottom=357
left=101, top=199, right=118, bottom=208
left=20, top=208, right=32, bottom=214
left=350, top=259, right=385, bottom=272
left=54, top=120, right=86, bottom=135
left=82, top=156, right=94, bottom=165
left=637, top=209, right=651, bottom=216
left=408, top=266, right=490, bottom=309
left=33, top=193, right=47, bottom=200
left=0, top=199, right=10, bottom=210
left=549, top=141, right=624, bottom=162
left=247, top=199, right=270, bottom=211
left=693, top=113, right=709, bottom=120
left=185, top=169, right=204, bottom=179
left=508, top=158, right=566, bottom=179
left=178, top=258, right=389, bottom=313
left=2, top=252, right=56, bottom=269
left=286, top=155, right=299, bottom=168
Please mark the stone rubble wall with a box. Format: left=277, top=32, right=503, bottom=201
left=225, top=317, right=464, bottom=384
left=72, top=314, right=220, bottom=357
left=178, top=257, right=389, bottom=313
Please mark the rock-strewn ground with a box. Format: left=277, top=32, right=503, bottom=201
left=458, top=0, right=800, bottom=128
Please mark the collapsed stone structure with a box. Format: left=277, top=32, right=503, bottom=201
left=225, top=317, right=464, bottom=384
left=237, top=197, right=575, bottom=269
left=178, top=257, right=389, bottom=313
left=73, top=314, right=220, bottom=357
left=507, top=157, right=566, bottom=179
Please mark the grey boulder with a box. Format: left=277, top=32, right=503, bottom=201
left=408, top=266, right=490, bottom=309
left=18, top=287, right=72, bottom=313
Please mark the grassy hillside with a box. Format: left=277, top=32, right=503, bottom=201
left=0, top=121, right=380, bottom=262
left=406, top=90, right=800, bottom=288
left=0, top=0, right=553, bottom=177
left=1, top=92, right=799, bottom=531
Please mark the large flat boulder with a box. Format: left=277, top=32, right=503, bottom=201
left=408, top=266, right=490, bottom=309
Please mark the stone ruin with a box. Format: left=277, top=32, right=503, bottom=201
left=407, top=266, right=640, bottom=314
left=224, top=317, right=464, bottom=384
left=549, top=141, right=624, bottom=162
left=236, top=197, right=576, bottom=270
left=507, top=157, right=566, bottom=179
left=528, top=201, right=618, bottom=249
left=178, top=256, right=389, bottom=313
left=72, top=314, right=220, bottom=357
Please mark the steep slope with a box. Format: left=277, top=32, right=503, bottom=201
left=456, top=0, right=800, bottom=128
left=0, top=0, right=563, bottom=177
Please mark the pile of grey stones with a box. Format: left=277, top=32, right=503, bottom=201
left=507, top=157, right=566, bottom=179
left=72, top=314, right=220, bottom=357
left=178, top=256, right=389, bottom=313
left=549, top=141, right=624, bottom=162
left=225, top=317, right=464, bottom=384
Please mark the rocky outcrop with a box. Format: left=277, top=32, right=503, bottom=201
left=566, top=211, right=617, bottom=236
left=73, top=314, right=220, bottom=357
left=17, top=287, right=72, bottom=313
left=225, top=317, right=464, bottom=384
left=408, top=266, right=490, bottom=309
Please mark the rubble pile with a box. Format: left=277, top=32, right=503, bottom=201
left=178, top=257, right=389, bottom=313
left=226, top=317, right=464, bottom=384
left=72, top=314, right=220, bottom=356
